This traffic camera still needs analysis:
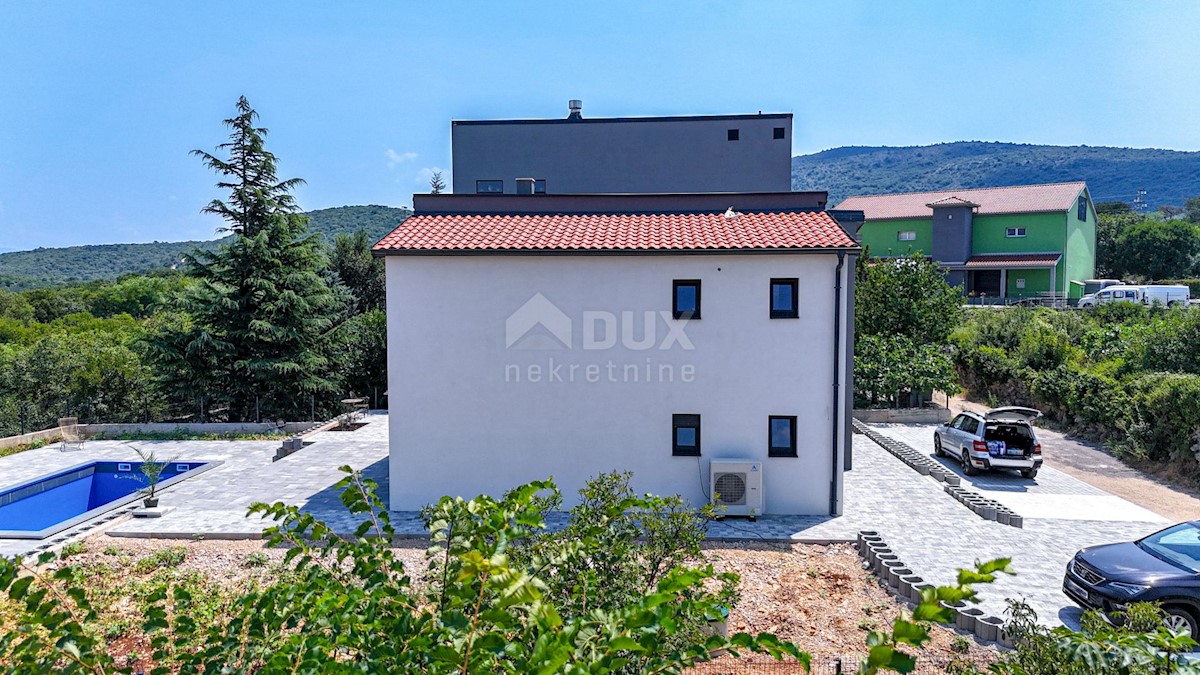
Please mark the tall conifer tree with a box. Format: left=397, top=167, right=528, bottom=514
left=151, top=97, right=347, bottom=421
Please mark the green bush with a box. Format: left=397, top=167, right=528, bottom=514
left=1126, top=373, right=1200, bottom=463
left=1123, top=309, right=1200, bottom=376
left=989, top=600, right=1198, bottom=674
left=1030, top=366, right=1130, bottom=439
left=0, top=467, right=1016, bottom=674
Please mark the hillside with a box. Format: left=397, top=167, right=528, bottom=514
left=793, top=142, right=1200, bottom=207
left=0, top=205, right=411, bottom=290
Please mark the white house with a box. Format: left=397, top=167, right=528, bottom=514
left=374, top=193, right=859, bottom=516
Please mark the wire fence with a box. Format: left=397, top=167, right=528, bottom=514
left=689, top=653, right=995, bottom=674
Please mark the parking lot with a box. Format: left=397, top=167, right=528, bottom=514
left=857, top=422, right=1175, bottom=627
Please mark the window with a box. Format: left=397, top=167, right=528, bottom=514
left=962, top=417, right=980, bottom=435
left=476, top=180, right=503, bottom=194
left=1006, top=227, right=1027, bottom=238
left=673, top=280, right=701, bottom=319
left=534, top=179, right=546, bottom=194
left=768, top=416, right=797, bottom=457
left=770, top=278, right=799, bottom=318
left=727, top=128, right=739, bottom=141
left=673, top=414, right=701, bottom=456
left=773, top=127, right=786, bottom=140
left=1078, top=196, right=1088, bottom=221
left=898, top=231, right=917, bottom=241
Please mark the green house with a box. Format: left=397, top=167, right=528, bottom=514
left=834, top=182, right=1096, bottom=300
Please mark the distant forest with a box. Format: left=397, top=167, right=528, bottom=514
left=793, top=141, right=1200, bottom=208
left=0, top=205, right=410, bottom=290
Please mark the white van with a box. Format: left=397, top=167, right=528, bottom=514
left=1141, top=285, right=1190, bottom=307
left=1078, top=285, right=1143, bottom=308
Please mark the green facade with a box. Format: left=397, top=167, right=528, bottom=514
left=860, top=217, right=932, bottom=258
left=857, top=188, right=1096, bottom=300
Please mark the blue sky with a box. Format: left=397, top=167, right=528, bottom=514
left=2, top=1, right=1199, bottom=250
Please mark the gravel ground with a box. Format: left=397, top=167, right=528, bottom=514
left=952, top=395, right=1200, bottom=522
left=698, top=541, right=998, bottom=672
left=59, top=535, right=997, bottom=673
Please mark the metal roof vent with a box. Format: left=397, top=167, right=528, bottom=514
left=567, top=99, right=583, bottom=120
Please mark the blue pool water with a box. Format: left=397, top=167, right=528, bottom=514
left=0, top=461, right=206, bottom=535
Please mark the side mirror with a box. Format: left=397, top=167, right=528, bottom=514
left=942, top=421, right=951, bottom=427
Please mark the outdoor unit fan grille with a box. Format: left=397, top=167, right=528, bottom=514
left=713, top=472, right=747, bottom=506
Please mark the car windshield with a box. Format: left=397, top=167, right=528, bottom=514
left=1137, top=523, right=1200, bottom=573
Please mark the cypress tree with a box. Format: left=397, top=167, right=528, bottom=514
left=151, top=97, right=348, bottom=421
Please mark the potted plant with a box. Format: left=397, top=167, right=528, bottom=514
left=134, top=447, right=171, bottom=509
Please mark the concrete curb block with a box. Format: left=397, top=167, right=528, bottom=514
left=853, top=530, right=1013, bottom=649
left=851, top=419, right=1023, bottom=528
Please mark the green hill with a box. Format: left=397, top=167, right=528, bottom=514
left=0, top=205, right=411, bottom=290
left=793, top=141, right=1200, bottom=208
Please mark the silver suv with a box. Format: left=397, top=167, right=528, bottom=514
left=934, top=407, right=1043, bottom=478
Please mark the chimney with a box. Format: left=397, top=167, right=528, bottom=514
left=567, top=99, right=583, bottom=120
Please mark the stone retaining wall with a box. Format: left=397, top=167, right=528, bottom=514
left=0, top=428, right=62, bottom=452
left=0, top=421, right=320, bottom=450
left=853, top=408, right=951, bottom=424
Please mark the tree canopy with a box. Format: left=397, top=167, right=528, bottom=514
left=149, top=98, right=350, bottom=421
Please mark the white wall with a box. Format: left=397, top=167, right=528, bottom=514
left=386, top=253, right=850, bottom=515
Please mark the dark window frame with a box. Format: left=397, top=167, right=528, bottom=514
left=770, top=278, right=799, bottom=319
left=1078, top=196, right=1088, bottom=221
left=476, top=179, right=504, bottom=194
left=672, top=279, right=702, bottom=320
left=727, top=128, right=740, bottom=141
left=773, top=127, right=786, bottom=140
left=672, top=414, right=701, bottom=456
left=768, top=415, right=798, bottom=457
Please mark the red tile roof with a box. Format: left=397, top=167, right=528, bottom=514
left=834, top=182, right=1087, bottom=221
left=963, top=253, right=1062, bottom=269
left=373, top=211, right=858, bottom=253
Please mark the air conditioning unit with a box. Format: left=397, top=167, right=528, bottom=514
left=710, top=460, right=764, bottom=519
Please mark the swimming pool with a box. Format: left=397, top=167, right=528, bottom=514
left=0, top=460, right=215, bottom=539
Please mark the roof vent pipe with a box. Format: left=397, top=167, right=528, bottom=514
left=568, top=99, right=583, bottom=120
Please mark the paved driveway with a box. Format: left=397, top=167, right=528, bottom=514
left=860, top=422, right=1171, bottom=628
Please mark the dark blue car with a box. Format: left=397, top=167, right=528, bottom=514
left=1064, top=522, right=1200, bottom=638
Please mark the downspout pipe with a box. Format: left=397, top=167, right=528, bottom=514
left=830, top=251, right=846, bottom=516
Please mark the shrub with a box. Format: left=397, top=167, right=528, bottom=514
left=1126, top=373, right=1200, bottom=463
left=59, top=541, right=84, bottom=559
left=1123, top=309, right=1200, bottom=376
left=241, top=551, right=269, bottom=568
left=1015, top=318, right=1078, bottom=371
left=991, top=599, right=1197, bottom=674
left=0, top=466, right=1016, bottom=674
left=1030, top=366, right=1130, bottom=439
left=133, top=546, right=186, bottom=573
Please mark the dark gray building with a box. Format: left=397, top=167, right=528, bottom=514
left=451, top=101, right=793, bottom=195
